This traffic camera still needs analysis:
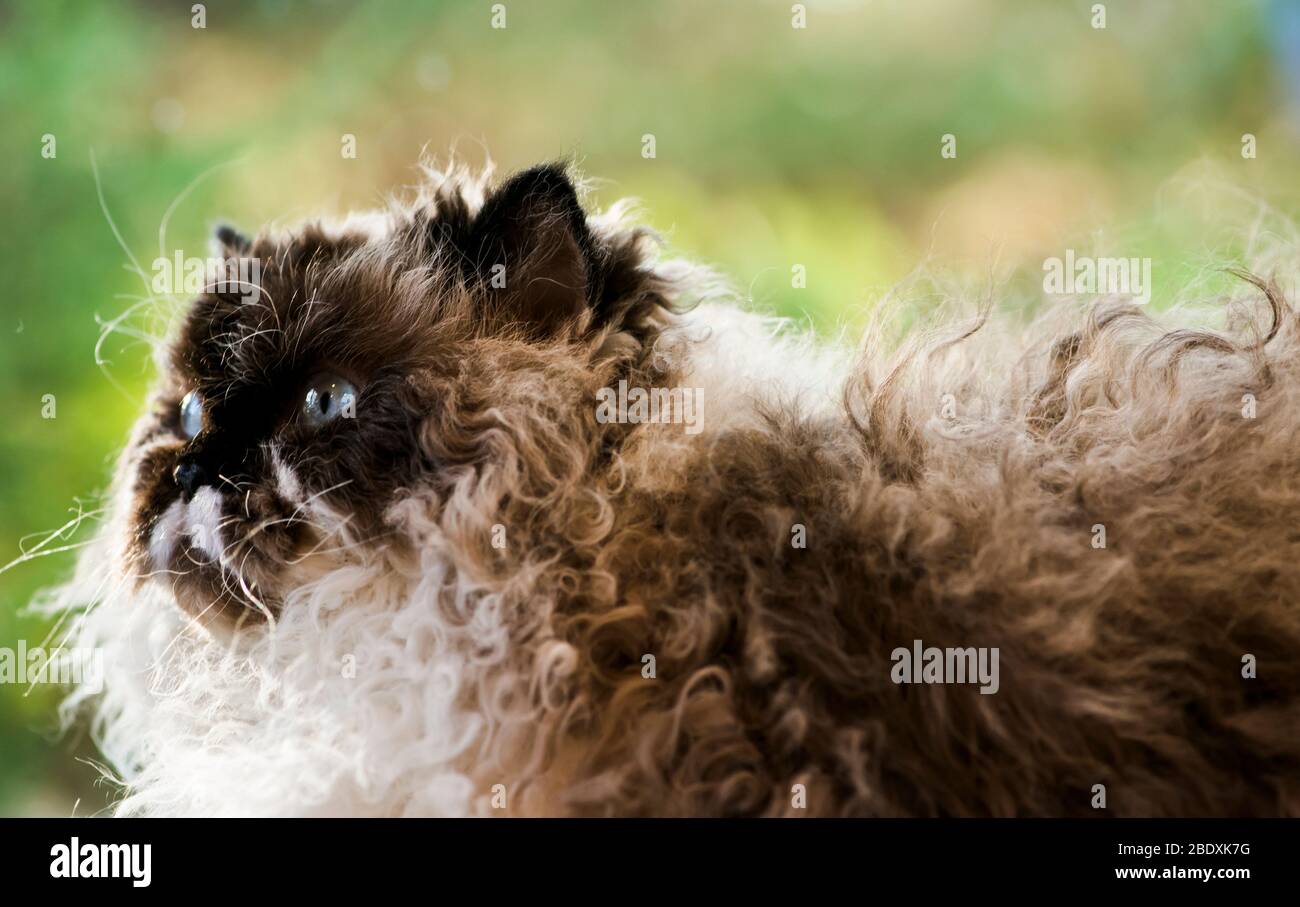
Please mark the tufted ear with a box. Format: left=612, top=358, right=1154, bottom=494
left=468, top=164, right=597, bottom=334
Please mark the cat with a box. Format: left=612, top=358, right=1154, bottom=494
left=48, top=160, right=1300, bottom=816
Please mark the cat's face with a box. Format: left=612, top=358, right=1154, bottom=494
left=121, top=164, right=656, bottom=621
left=129, top=226, right=433, bottom=620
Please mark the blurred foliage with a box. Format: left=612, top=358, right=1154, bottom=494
left=0, top=0, right=1296, bottom=815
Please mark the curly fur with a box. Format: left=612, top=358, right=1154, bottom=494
left=46, top=161, right=1300, bottom=817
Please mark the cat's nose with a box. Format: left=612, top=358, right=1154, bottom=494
left=173, top=460, right=210, bottom=496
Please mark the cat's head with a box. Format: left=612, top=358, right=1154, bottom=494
left=124, top=163, right=672, bottom=622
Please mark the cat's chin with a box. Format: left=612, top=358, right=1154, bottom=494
left=164, top=563, right=277, bottom=623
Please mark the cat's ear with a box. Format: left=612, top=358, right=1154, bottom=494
left=469, top=164, right=596, bottom=333
left=211, top=223, right=252, bottom=258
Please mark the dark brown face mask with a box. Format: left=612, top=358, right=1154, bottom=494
left=124, top=163, right=671, bottom=621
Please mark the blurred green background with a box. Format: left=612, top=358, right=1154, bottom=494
left=1, top=0, right=1297, bottom=816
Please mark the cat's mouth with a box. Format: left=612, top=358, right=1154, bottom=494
left=144, top=486, right=284, bottom=619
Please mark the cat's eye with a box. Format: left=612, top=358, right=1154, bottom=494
left=179, top=390, right=204, bottom=439
left=303, top=373, right=357, bottom=426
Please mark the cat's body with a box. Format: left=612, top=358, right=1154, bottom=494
left=52, top=162, right=1300, bottom=816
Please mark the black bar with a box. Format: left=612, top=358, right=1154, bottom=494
left=1, top=818, right=1290, bottom=893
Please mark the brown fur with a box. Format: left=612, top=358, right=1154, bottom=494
left=105, top=161, right=1300, bottom=816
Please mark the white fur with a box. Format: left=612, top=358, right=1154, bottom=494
left=185, top=487, right=225, bottom=563
left=658, top=302, right=850, bottom=433
left=53, top=479, right=508, bottom=815
left=147, top=500, right=185, bottom=576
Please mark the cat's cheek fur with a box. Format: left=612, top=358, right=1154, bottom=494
left=271, top=446, right=304, bottom=504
